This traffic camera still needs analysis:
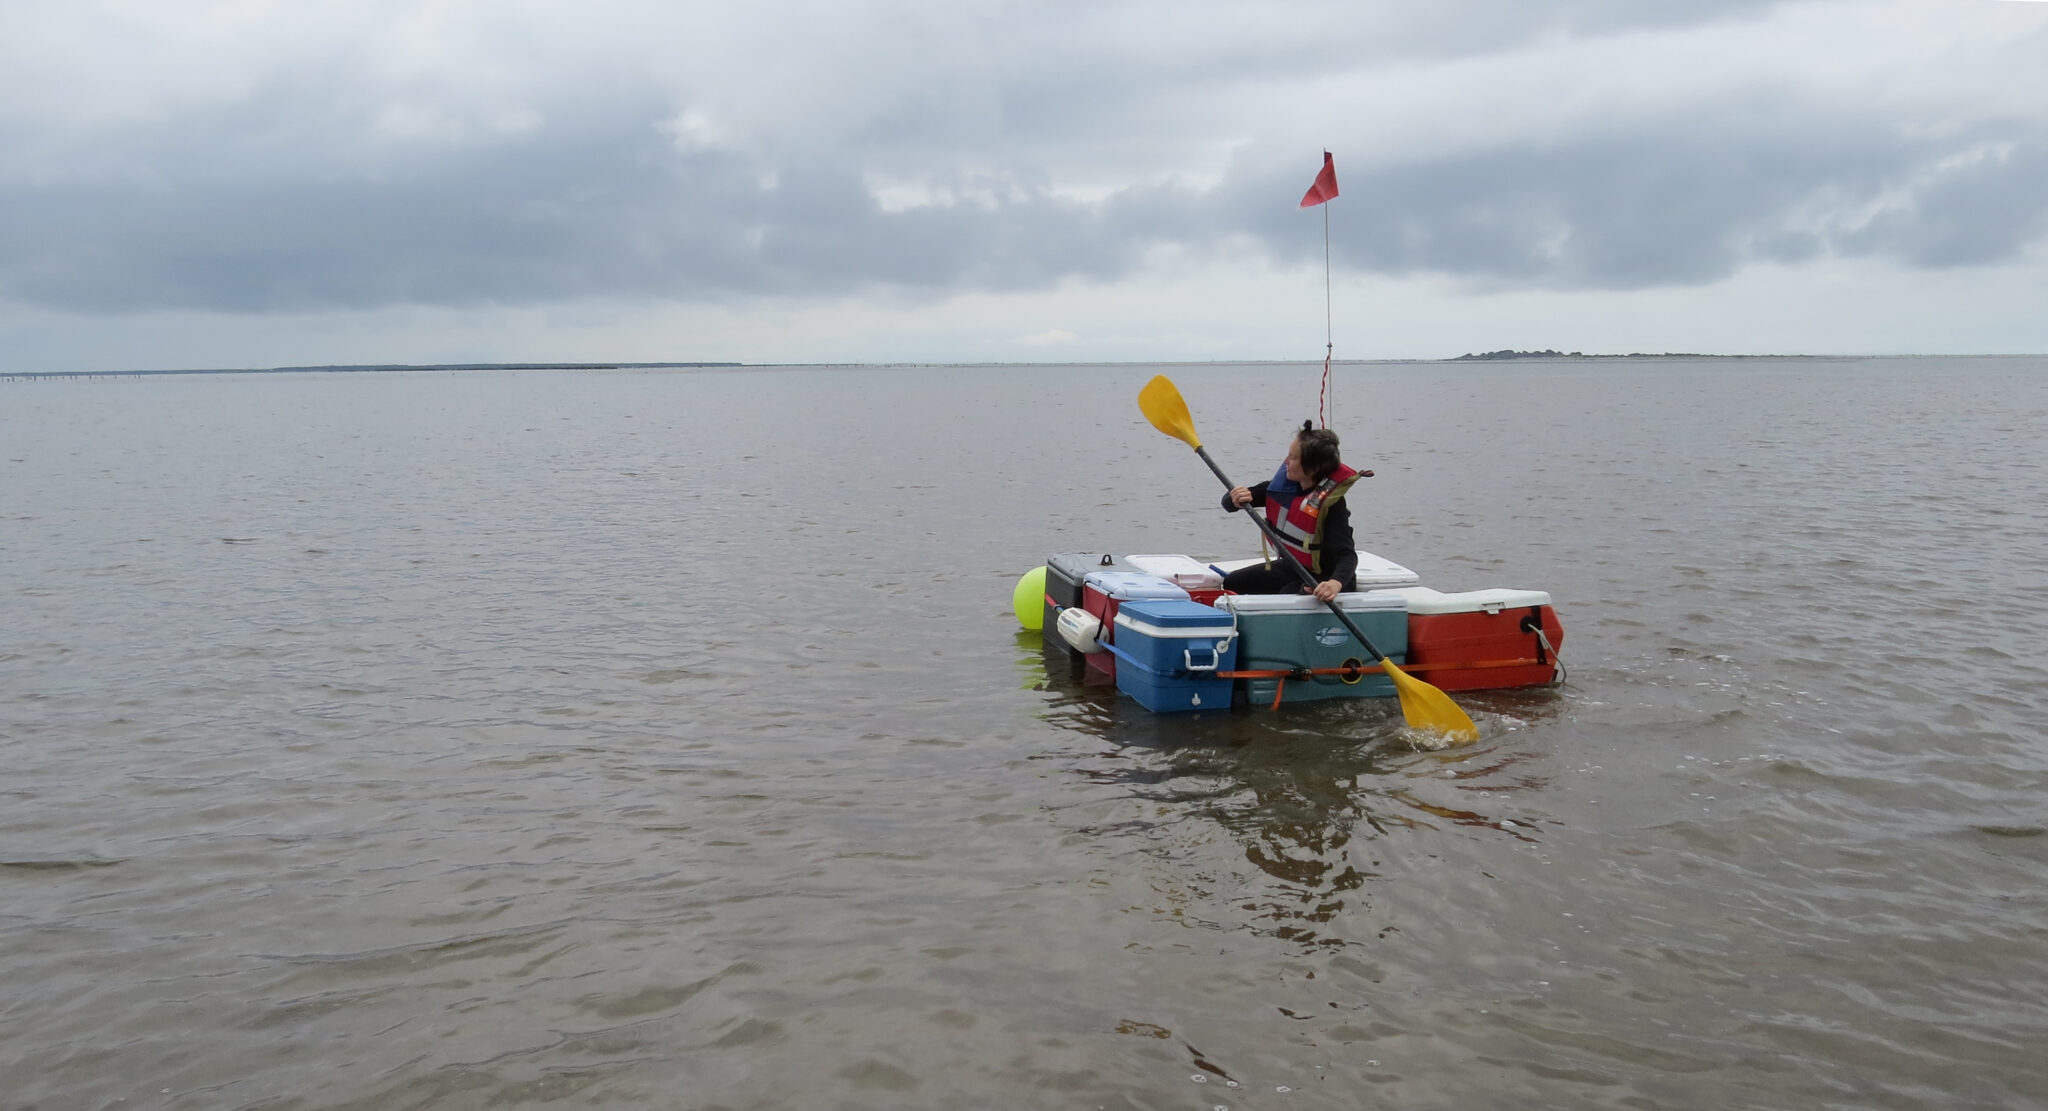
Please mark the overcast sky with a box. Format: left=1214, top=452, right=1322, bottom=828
left=3, top=0, right=2045, bottom=371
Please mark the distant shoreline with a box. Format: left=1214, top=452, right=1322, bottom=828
left=7, top=353, right=2036, bottom=378
left=4, top=361, right=743, bottom=379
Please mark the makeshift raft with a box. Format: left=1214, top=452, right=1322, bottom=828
left=1029, top=551, right=1564, bottom=713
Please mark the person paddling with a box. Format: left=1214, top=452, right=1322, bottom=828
left=1221, top=421, right=1367, bottom=602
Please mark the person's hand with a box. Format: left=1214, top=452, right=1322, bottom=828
left=1229, top=486, right=1253, bottom=507
left=1312, top=579, right=1340, bottom=603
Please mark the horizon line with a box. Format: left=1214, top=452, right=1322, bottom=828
left=5, top=351, right=2045, bottom=378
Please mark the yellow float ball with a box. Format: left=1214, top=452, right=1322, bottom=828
left=1011, top=566, right=1047, bottom=631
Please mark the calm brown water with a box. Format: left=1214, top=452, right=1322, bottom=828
left=4, top=358, right=2046, bottom=1109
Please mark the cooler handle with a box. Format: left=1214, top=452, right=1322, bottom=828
left=1184, top=646, right=1219, bottom=672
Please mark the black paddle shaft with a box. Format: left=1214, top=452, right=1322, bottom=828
left=1194, top=444, right=1388, bottom=664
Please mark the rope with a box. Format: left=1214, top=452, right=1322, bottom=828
left=1319, top=346, right=1331, bottom=430
left=1534, top=627, right=1566, bottom=685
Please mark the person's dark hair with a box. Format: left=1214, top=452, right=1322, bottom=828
left=1296, top=426, right=1341, bottom=480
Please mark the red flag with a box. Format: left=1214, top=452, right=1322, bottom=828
left=1298, top=151, right=1338, bottom=208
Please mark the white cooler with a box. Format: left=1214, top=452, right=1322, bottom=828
left=1208, top=548, right=1420, bottom=590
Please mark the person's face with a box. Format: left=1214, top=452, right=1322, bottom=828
left=1284, top=441, right=1309, bottom=485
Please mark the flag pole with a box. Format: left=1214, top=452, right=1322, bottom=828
left=1322, top=184, right=1333, bottom=429
left=1298, top=151, right=1340, bottom=427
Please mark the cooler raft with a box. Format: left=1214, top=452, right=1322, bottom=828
left=1029, top=550, right=1564, bottom=713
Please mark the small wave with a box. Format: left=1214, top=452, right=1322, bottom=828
left=0, top=854, right=123, bottom=871
left=1972, top=824, right=2045, bottom=838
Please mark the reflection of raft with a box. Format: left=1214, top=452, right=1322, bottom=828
left=1033, top=551, right=1564, bottom=713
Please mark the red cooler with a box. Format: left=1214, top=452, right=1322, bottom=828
left=1081, top=571, right=1189, bottom=681
left=1383, top=587, right=1564, bottom=692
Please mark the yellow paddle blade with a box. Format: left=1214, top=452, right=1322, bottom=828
left=1379, top=659, right=1481, bottom=744
left=1138, top=375, right=1202, bottom=449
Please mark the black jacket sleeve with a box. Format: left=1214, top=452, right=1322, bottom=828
left=1222, top=480, right=1270, bottom=513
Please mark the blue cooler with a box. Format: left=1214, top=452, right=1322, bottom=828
left=1214, top=592, right=1408, bottom=703
left=1109, top=600, right=1239, bottom=712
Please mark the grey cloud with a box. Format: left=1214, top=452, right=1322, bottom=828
left=833, top=0, right=1791, bottom=171
left=1843, top=142, right=2048, bottom=269
left=1196, top=113, right=2048, bottom=289
left=1, top=0, right=2039, bottom=315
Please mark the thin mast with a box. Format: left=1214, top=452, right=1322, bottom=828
left=1298, top=150, right=1340, bottom=427
left=1321, top=193, right=1333, bottom=428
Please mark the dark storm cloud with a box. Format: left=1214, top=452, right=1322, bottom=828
left=0, top=121, right=1125, bottom=311
left=1202, top=114, right=2048, bottom=288
left=0, top=0, right=2040, bottom=315
left=0, top=80, right=1137, bottom=313
left=1841, top=141, right=2048, bottom=268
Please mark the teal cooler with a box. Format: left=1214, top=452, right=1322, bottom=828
left=1109, top=600, right=1238, bottom=712
left=1215, top=592, right=1408, bottom=703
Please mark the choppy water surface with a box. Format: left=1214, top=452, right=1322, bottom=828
left=4, top=358, right=2046, bottom=1109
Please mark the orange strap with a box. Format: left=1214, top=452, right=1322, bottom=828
left=1400, top=658, right=1548, bottom=674
left=1217, top=657, right=1545, bottom=681
left=1220, top=666, right=1370, bottom=680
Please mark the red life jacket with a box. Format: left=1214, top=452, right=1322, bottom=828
left=1263, top=464, right=1361, bottom=576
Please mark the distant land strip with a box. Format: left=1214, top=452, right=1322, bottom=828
left=1448, top=349, right=1813, bottom=360
left=5, top=362, right=742, bottom=378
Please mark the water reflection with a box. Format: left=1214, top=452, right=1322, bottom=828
left=1024, top=639, right=1559, bottom=948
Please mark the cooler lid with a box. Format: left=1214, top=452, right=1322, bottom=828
left=1354, top=550, right=1422, bottom=587
left=1214, top=591, right=1407, bottom=614
left=1049, top=552, right=1130, bottom=577
left=1114, top=599, right=1236, bottom=636
left=1082, top=570, right=1189, bottom=600
left=1206, top=549, right=1419, bottom=588
left=1124, top=553, right=1224, bottom=590
left=1382, top=586, right=1552, bottom=614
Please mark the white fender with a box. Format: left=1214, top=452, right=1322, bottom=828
left=1056, top=607, right=1107, bottom=654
